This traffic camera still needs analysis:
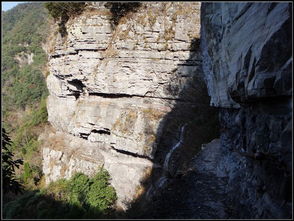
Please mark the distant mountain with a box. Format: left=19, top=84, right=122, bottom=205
left=2, top=2, right=49, bottom=115
left=2, top=3, right=50, bottom=198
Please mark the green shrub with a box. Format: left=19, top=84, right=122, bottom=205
left=68, top=173, right=91, bottom=206
left=13, top=97, right=47, bottom=150
left=23, top=139, right=39, bottom=157
left=45, top=178, right=70, bottom=202
left=21, top=162, right=42, bottom=187
left=4, top=169, right=117, bottom=218
left=23, top=162, right=32, bottom=183
left=86, top=169, right=117, bottom=211
left=2, top=3, right=48, bottom=115
left=25, top=97, right=48, bottom=127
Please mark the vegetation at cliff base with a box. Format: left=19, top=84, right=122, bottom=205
left=3, top=169, right=117, bottom=219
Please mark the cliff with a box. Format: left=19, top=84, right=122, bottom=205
left=40, top=2, right=292, bottom=218
left=200, top=2, right=292, bottom=218
left=41, top=2, right=214, bottom=210
left=131, top=3, right=292, bottom=219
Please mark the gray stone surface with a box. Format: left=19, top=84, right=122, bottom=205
left=42, top=2, right=202, bottom=210
left=201, top=3, right=292, bottom=108
left=40, top=2, right=292, bottom=218
left=138, top=139, right=238, bottom=219
left=201, top=2, right=292, bottom=219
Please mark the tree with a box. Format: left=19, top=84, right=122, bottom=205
left=2, top=128, right=23, bottom=194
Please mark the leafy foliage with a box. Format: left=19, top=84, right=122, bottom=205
left=3, top=169, right=117, bottom=219
left=23, top=162, right=32, bottom=183
left=2, top=128, right=23, bottom=194
left=67, top=173, right=91, bottom=206
left=2, top=3, right=50, bottom=201
left=6, top=67, right=48, bottom=110
left=86, top=170, right=117, bottom=212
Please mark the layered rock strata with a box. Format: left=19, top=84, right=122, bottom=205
left=201, top=3, right=292, bottom=218
left=42, top=2, right=204, bottom=209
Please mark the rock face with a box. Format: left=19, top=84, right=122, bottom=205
left=201, top=3, right=292, bottom=218
left=41, top=2, right=291, bottom=218
left=42, top=2, right=209, bottom=210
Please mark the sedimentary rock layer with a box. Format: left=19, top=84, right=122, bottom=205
left=42, top=2, right=203, bottom=209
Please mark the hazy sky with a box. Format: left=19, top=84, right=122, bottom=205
left=2, top=2, right=25, bottom=11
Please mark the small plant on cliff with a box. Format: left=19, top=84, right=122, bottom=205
left=44, top=2, right=86, bottom=37
left=105, top=2, right=141, bottom=29
left=44, top=2, right=86, bottom=20
left=22, top=162, right=32, bottom=183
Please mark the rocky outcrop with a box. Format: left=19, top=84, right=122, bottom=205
left=201, top=3, right=292, bottom=218
left=41, top=2, right=291, bottom=218
left=14, top=51, right=34, bottom=67
left=42, top=2, right=205, bottom=210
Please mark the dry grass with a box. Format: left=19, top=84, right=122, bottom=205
left=144, top=135, right=156, bottom=148
left=103, top=45, right=119, bottom=58
left=83, top=8, right=112, bottom=17
left=37, top=176, right=47, bottom=189
left=113, top=109, right=138, bottom=135
left=134, top=166, right=153, bottom=199
left=164, top=26, right=175, bottom=41
left=142, top=108, right=165, bottom=121
left=134, top=185, right=146, bottom=199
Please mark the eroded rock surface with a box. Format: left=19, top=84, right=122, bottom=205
left=136, top=3, right=292, bottom=219
left=42, top=2, right=204, bottom=210
left=201, top=2, right=292, bottom=218
left=201, top=3, right=292, bottom=108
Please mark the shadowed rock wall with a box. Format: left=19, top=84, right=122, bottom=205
left=201, top=3, right=292, bottom=218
